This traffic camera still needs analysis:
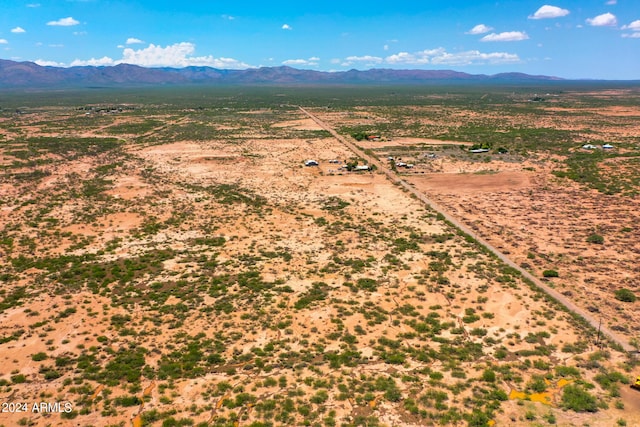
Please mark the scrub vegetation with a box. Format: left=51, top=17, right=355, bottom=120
left=0, top=84, right=638, bottom=426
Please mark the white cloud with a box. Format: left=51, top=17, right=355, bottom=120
left=119, top=43, right=250, bottom=68
left=345, top=55, right=383, bottom=63
left=622, top=20, right=640, bottom=31
left=283, top=59, right=309, bottom=65
left=0, top=39, right=8, bottom=44
left=282, top=57, right=319, bottom=66
left=126, top=38, right=144, bottom=45
left=222, top=15, right=235, bottom=20
left=529, top=5, right=570, bottom=20
left=341, top=55, right=383, bottom=67
left=27, top=3, right=40, bottom=7
left=386, top=51, right=428, bottom=65
left=466, top=24, right=493, bottom=35
left=432, top=50, right=521, bottom=66
left=281, top=24, right=292, bottom=30
left=70, top=56, right=114, bottom=67
left=622, top=32, right=640, bottom=38
left=586, top=12, right=617, bottom=27
left=73, top=31, right=87, bottom=36
left=47, top=17, right=80, bottom=26
left=66, top=42, right=251, bottom=69
left=34, top=59, right=65, bottom=67
left=11, top=27, right=26, bottom=33
left=382, top=47, right=520, bottom=66
left=606, top=0, right=617, bottom=4
left=480, top=31, right=529, bottom=42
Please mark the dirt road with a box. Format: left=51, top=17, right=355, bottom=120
left=299, top=106, right=635, bottom=354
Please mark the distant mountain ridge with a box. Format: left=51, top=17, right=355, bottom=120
left=0, top=59, right=565, bottom=87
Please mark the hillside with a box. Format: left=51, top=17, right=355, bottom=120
left=0, top=59, right=564, bottom=88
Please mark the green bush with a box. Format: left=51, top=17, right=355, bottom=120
left=356, top=278, right=378, bottom=292
left=586, top=233, right=604, bottom=244
left=527, top=376, right=547, bottom=393
left=560, top=385, right=598, bottom=412
left=11, top=374, right=27, bottom=384
left=542, top=269, right=559, bottom=278
left=31, top=352, right=47, bottom=361
left=481, top=369, right=496, bottom=383
left=614, top=289, right=636, bottom=303
left=114, top=395, right=142, bottom=407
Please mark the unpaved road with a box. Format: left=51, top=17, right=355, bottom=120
left=299, top=106, right=634, bottom=354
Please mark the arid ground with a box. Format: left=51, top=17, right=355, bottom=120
left=0, top=86, right=638, bottom=427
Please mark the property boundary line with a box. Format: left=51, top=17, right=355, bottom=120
left=299, top=106, right=634, bottom=354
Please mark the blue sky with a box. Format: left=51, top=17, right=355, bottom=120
left=0, top=1, right=638, bottom=79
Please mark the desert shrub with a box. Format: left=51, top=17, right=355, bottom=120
left=614, top=289, right=636, bottom=303
left=594, top=370, right=627, bottom=389
left=560, top=385, right=598, bottom=412
left=321, top=196, right=350, bottom=211
left=555, top=366, right=580, bottom=377
left=11, top=374, right=27, bottom=384
left=41, top=368, right=61, bottom=380
left=294, top=282, right=329, bottom=309
left=586, top=233, right=604, bottom=244
left=465, top=410, right=491, bottom=427
left=481, top=369, right=496, bottom=383
left=310, top=390, right=329, bottom=404
left=100, top=346, right=146, bottom=384
left=351, top=131, right=373, bottom=141
left=381, top=351, right=406, bottom=365
left=114, top=395, right=142, bottom=406
left=542, top=269, right=559, bottom=278
left=527, top=376, right=547, bottom=393
left=31, top=352, right=48, bottom=361
left=356, top=278, right=378, bottom=292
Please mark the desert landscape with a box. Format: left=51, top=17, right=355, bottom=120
left=0, top=85, right=638, bottom=427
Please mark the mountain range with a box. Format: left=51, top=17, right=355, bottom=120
left=0, top=59, right=566, bottom=88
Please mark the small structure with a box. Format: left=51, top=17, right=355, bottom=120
left=354, top=165, right=371, bottom=171
left=329, top=159, right=340, bottom=164
left=582, top=144, right=597, bottom=150
left=367, top=135, right=381, bottom=141
left=304, top=159, right=319, bottom=166
left=602, top=144, right=614, bottom=150
left=469, top=148, right=490, bottom=153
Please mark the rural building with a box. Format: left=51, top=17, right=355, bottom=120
left=304, top=159, right=319, bottom=166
